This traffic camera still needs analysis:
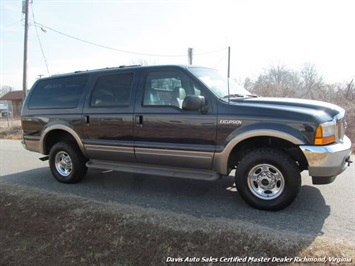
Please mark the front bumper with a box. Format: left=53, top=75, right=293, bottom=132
left=300, top=136, right=352, bottom=184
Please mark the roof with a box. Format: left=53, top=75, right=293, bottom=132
left=0, top=91, right=23, bottom=101
left=49, top=64, right=196, bottom=78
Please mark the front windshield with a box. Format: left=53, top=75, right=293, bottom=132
left=188, top=67, right=252, bottom=99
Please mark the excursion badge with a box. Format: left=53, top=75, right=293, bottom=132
left=219, top=119, right=242, bottom=125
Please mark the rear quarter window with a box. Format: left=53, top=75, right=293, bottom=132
left=90, top=72, right=134, bottom=107
left=28, top=75, right=88, bottom=109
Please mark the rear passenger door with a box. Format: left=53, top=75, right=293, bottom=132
left=82, top=71, right=136, bottom=162
left=134, top=68, right=217, bottom=169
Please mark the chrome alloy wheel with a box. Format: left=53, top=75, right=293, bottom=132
left=247, top=164, right=285, bottom=200
left=54, top=151, right=72, bottom=177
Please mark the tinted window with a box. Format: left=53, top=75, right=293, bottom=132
left=143, top=70, right=205, bottom=109
left=28, top=75, right=88, bottom=109
left=144, top=71, right=185, bottom=108
left=90, top=72, right=134, bottom=107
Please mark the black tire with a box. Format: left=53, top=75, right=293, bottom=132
left=49, top=142, right=87, bottom=184
left=235, top=148, right=301, bottom=211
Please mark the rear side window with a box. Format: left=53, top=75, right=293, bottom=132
left=90, top=72, right=134, bottom=107
left=28, top=75, right=88, bottom=109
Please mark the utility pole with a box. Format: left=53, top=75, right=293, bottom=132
left=22, top=0, right=29, bottom=100
left=188, top=48, right=193, bottom=65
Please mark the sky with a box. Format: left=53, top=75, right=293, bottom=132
left=1, top=0, right=355, bottom=91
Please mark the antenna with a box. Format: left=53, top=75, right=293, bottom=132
left=227, top=46, right=231, bottom=103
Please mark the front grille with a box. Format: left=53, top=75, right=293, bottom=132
left=335, top=115, right=345, bottom=142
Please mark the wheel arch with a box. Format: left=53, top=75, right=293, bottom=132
left=214, top=129, right=309, bottom=175
left=40, top=125, right=86, bottom=157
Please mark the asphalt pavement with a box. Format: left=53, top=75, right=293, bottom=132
left=1, top=139, right=354, bottom=244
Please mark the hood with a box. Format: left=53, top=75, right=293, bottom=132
left=228, top=97, right=345, bottom=123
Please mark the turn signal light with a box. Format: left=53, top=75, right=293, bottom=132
left=314, top=123, right=336, bottom=145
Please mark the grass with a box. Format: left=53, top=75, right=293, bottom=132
left=0, top=127, right=22, bottom=139
left=0, top=119, right=22, bottom=140
left=0, top=183, right=354, bottom=266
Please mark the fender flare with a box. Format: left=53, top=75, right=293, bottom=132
left=40, top=123, right=87, bottom=156
left=213, top=126, right=308, bottom=175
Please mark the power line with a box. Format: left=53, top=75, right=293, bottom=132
left=30, top=3, right=50, bottom=75
left=194, top=47, right=227, bottom=56
left=213, top=49, right=228, bottom=68
left=32, top=21, right=185, bottom=57
left=32, top=21, right=226, bottom=58
left=2, top=19, right=23, bottom=29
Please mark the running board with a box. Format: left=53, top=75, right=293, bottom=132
left=39, top=156, right=49, bottom=161
left=86, top=160, right=221, bottom=181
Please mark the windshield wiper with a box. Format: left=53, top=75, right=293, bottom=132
left=222, top=94, right=246, bottom=99
left=222, top=94, right=257, bottom=99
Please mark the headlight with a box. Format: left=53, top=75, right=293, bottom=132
left=314, top=121, right=336, bottom=145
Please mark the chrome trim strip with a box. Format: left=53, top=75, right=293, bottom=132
left=135, top=142, right=216, bottom=153
left=135, top=147, right=214, bottom=160
left=85, top=144, right=133, bottom=154
left=23, top=135, right=40, bottom=141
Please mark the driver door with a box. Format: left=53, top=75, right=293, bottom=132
left=134, top=68, right=217, bottom=169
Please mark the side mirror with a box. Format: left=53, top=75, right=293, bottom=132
left=182, top=96, right=206, bottom=111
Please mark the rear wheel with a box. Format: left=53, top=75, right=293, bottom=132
left=49, top=142, right=87, bottom=183
left=235, top=148, right=301, bottom=211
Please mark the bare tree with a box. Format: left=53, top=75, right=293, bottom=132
left=345, top=79, right=354, bottom=100
left=249, top=65, right=300, bottom=97
left=0, top=86, right=14, bottom=98
left=299, top=63, right=324, bottom=99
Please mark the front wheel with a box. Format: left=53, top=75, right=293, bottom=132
left=235, top=148, right=301, bottom=211
left=49, top=142, right=87, bottom=184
